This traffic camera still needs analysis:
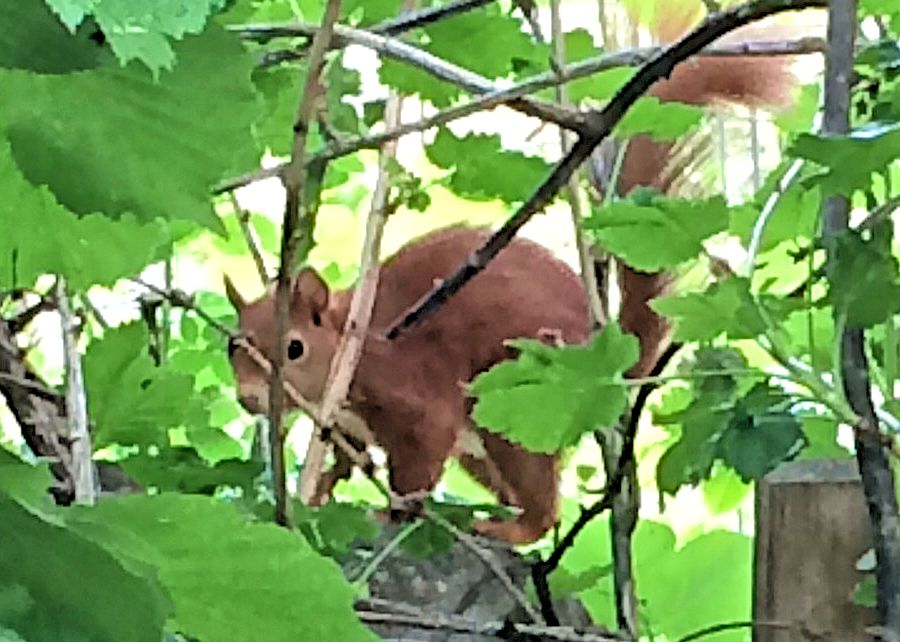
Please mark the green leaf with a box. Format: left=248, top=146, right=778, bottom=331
left=426, top=128, right=551, bottom=203
left=67, top=494, right=378, bottom=642
left=45, top=0, right=227, bottom=73
left=120, top=447, right=262, bottom=495
left=379, top=7, right=545, bottom=106
left=656, top=405, right=725, bottom=494
left=585, top=194, right=731, bottom=271
left=651, top=278, right=769, bottom=342
left=84, top=323, right=205, bottom=449
left=252, top=64, right=308, bottom=157
left=730, top=170, right=821, bottom=252
left=658, top=377, right=805, bottom=494
left=701, top=466, right=751, bottom=515
left=615, top=97, right=704, bottom=141
left=637, top=529, right=753, bottom=641
left=0, top=141, right=169, bottom=290
left=717, top=385, right=805, bottom=481
left=0, top=450, right=55, bottom=511
left=559, top=518, right=755, bottom=640
left=827, top=222, right=900, bottom=327
left=0, top=1, right=104, bottom=73
left=471, top=324, right=639, bottom=452
left=798, top=416, right=853, bottom=460
left=791, top=122, right=900, bottom=196
left=853, top=574, right=877, bottom=608
left=0, top=496, right=169, bottom=642
left=0, top=25, right=261, bottom=231
left=774, top=82, right=820, bottom=133
left=343, top=0, right=403, bottom=24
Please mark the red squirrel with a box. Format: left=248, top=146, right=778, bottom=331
left=226, top=48, right=797, bottom=545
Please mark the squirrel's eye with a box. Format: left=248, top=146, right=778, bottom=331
left=287, top=339, right=305, bottom=360
left=227, top=337, right=238, bottom=357
left=312, top=311, right=322, bottom=327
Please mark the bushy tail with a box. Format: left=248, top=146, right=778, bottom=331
left=602, top=9, right=804, bottom=376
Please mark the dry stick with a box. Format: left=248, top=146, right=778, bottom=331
left=819, top=0, right=900, bottom=633
left=268, top=0, right=343, bottom=528
left=384, top=0, right=827, bottom=343
left=297, top=91, right=404, bottom=503
left=55, top=278, right=96, bottom=505
left=229, top=193, right=270, bottom=285
left=212, top=37, right=824, bottom=196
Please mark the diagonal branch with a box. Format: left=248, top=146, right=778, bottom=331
left=383, top=0, right=827, bottom=341
left=212, top=37, right=824, bottom=196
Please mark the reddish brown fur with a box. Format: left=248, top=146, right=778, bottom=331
left=229, top=47, right=798, bottom=545
left=230, top=227, right=590, bottom=544
left=615, top=54, right=796, bottom=377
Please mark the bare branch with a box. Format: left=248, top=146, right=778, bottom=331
left=229, top=193, right=270, bottom=286
left=298, top=88, right=404, bottom=503
left=234, top=21, right=586, bottom=131
left=268, top=0, right=343, bottom=528
left=55, top=279, right=96, bottom=505
left=212, top=37, right=824, bottom=196
left=819, top=0, right=900, bottom=631
left=384, top=0, right=827, bottom=341
left=373, top=0, right=496, bottom=35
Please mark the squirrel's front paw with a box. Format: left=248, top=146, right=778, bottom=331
left=387, top=490, right=428, bottom=522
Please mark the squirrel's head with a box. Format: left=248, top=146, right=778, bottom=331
left=225, top=269, right=343, bottom=415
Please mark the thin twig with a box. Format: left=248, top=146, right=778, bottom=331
left=230, top=193, right=270, bottom=286
left=532, top=342, right=682, bottom=623
left=298, top=86, right=404, bottom=503
left=55, top=278, right=96, bottom=505
left=130, top=279, right=235, bottom=338
left=373, top=0, right=496, bottom=35
left=268, top=0, right=343, bottom=528
left=424, top=508, right=544, bottom=624
left=819, top=0, right=900, bottom=631
left=384, top=0, right=827, bottom=341
left=237, top=21, right=589, bottom=131
left=351, top=520, right=422, bottom=589
left=212, top=37, right=824, bottom=196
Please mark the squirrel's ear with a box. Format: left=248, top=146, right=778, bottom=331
left=294, top=268, right=329, bottom=313
left=224, top=275, right=246, bottom=311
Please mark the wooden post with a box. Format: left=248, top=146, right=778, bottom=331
left=754, top=459, right=875, bottom=641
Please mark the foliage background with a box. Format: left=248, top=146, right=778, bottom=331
left=1, top=0, right=898, bottom=640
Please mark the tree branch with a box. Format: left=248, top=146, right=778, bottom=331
left=297, top=85, right=404, bottom=503
left=233, top=21, right=586, bottom=131
left=531, top=341, right=682, bottom=624
left=372, top=0, right=496, bottom=36
left=819, top=0, right=900, bottom=632
left=212, top=37, right=823, bottom=196
left=384, top=0, right=827, bottom=341
left=268, top=0, right=343, bottom=528
left=54, top=279, right=96, bottom=505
